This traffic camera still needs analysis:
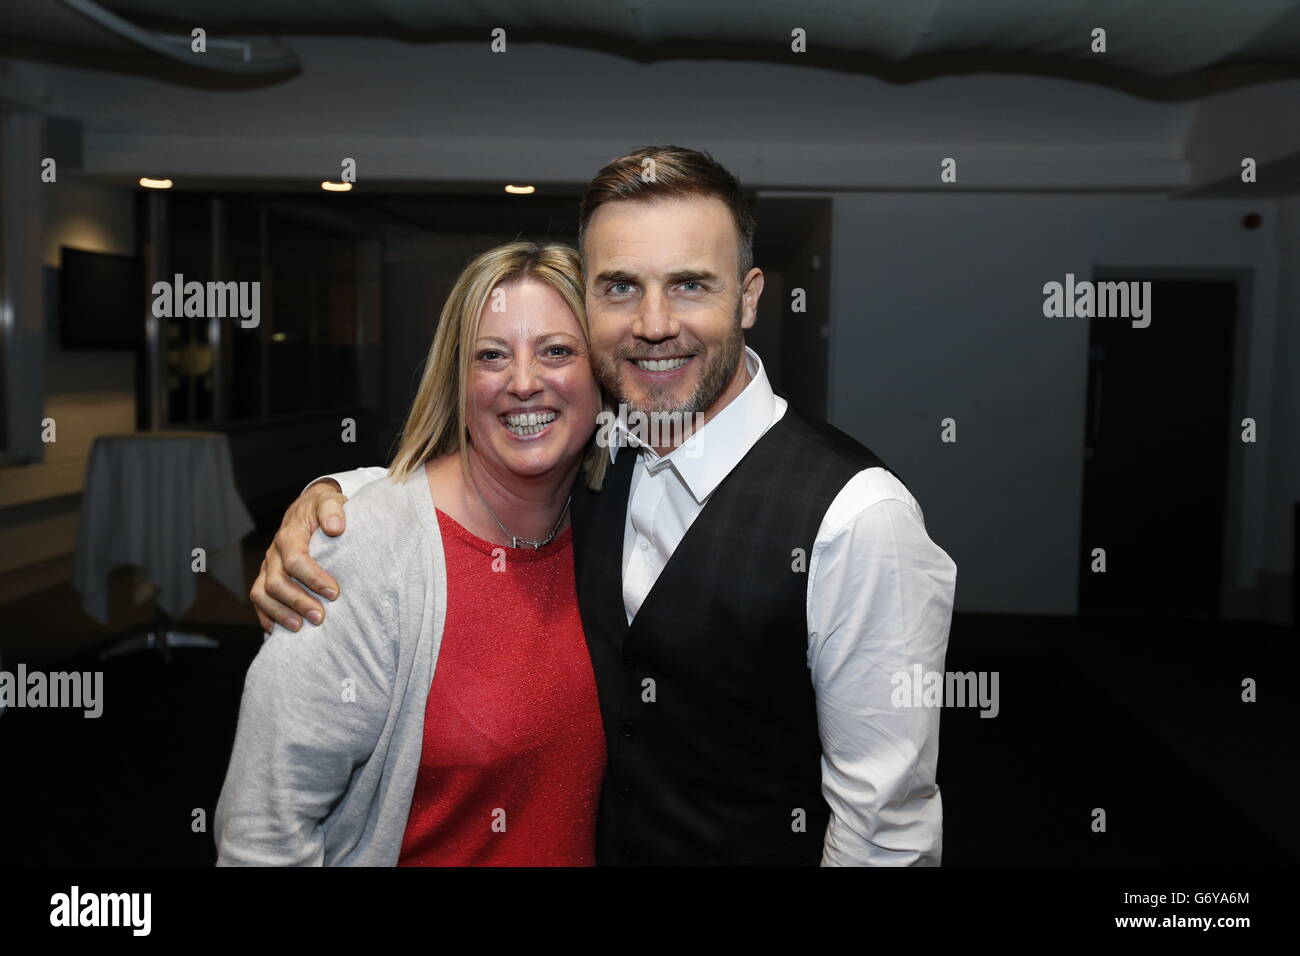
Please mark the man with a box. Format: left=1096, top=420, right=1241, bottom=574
left=251, top=145, right=957, bottom=865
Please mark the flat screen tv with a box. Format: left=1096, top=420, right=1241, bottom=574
left=60, top=247, right=147, bottom=350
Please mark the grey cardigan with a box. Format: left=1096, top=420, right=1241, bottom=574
left=214, top=465, right=448, bottom=865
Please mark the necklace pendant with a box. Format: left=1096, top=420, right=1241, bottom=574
left=468, top=469, right=569, bottom=553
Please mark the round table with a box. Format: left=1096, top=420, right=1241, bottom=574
left=72, top=430, right=255, bottom=655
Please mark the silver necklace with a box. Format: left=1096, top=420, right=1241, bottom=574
left=470, top=473, right=570, bottom=550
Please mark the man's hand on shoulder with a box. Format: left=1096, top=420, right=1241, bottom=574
left=250, top=479, right=349, bottom=633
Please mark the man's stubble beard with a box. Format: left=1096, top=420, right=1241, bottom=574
left=592, top=299, right=745, bottom=417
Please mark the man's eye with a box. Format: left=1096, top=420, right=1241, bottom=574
left=681, top=281, right=702, bottom=291
left=610, top=282, right=633, bottom=295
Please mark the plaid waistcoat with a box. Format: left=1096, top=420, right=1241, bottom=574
left=571, top=405, right=901, bottom=865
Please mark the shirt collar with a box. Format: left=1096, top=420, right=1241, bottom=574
left=608, top=346, right=776, bottom=504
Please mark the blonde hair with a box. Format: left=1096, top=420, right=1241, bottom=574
left=388, top=240, right=609, bottom=491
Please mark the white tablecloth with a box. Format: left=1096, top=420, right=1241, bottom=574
left=72, top=430, right=255, bottom=625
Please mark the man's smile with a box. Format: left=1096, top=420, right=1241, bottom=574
left=627, top=355, right=695, bottom=380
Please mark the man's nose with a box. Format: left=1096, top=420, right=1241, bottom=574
left=633, top=289, right=678, bottom=341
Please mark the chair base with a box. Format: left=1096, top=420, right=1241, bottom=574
left=98, top=628, right=219, bottom=661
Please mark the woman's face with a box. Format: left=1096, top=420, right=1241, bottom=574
left=466, top=277, right=601, bottom=482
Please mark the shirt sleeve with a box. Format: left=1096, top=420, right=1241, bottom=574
left=214, top=514, right=399, bottom=866
left=807, top=469, right=957, bottom=866
left=301, top=466, right=391, bottom=499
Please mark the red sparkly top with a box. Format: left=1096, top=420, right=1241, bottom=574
left=397, top=509, right=606, bottom=866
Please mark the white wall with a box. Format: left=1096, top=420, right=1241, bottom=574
left=1269, top=198, right=1300, bottom=604
left=828, top=193, right=1285, bottom=618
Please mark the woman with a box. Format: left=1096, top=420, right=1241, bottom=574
left=215, top=241, right=609, bottom=865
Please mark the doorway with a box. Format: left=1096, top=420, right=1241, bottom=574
left=1078, top=273, right=1241, bottom=619
left=750, top=197, right=832, bottom=418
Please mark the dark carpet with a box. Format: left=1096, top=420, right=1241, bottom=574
left=0, top=613, right=1294, bottom=865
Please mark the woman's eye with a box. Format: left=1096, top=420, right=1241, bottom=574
left=478, top=349, right=504, bottom=361
left=546, top=345, right=573, bottom=358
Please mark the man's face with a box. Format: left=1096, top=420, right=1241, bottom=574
left=583, top=195, right=763, bottom=421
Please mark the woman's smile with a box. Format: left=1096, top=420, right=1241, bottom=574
left=500, top=407, right=560, bottom=439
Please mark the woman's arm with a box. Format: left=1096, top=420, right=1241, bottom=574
left=216, top=517, right=398, bottom=866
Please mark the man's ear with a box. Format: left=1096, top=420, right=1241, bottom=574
left=740, top=267, right=764, bottom=330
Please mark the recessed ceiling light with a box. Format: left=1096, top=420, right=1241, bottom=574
left=139, top=177, right=173, bottom=189
left=504, top=184, right=535, bottom=194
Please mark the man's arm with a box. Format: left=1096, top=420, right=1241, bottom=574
left=807, top=469, right=957, bottom=866
left=251, top=467, right=389, bottom=632
left=301, top=467, right=391, bottom=503
left=216, top=515, right=396, bottom=865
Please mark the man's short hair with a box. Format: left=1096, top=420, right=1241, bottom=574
left=578, top=145, right=756, bottom=278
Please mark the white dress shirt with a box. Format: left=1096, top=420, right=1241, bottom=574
left=316, top=346, right=957, bottom=866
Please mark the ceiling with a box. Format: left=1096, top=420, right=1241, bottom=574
left=4, top=0, right=1300, bottom=93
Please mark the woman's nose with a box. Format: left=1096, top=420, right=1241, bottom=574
left=508, top=358, right=543, bottom=397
